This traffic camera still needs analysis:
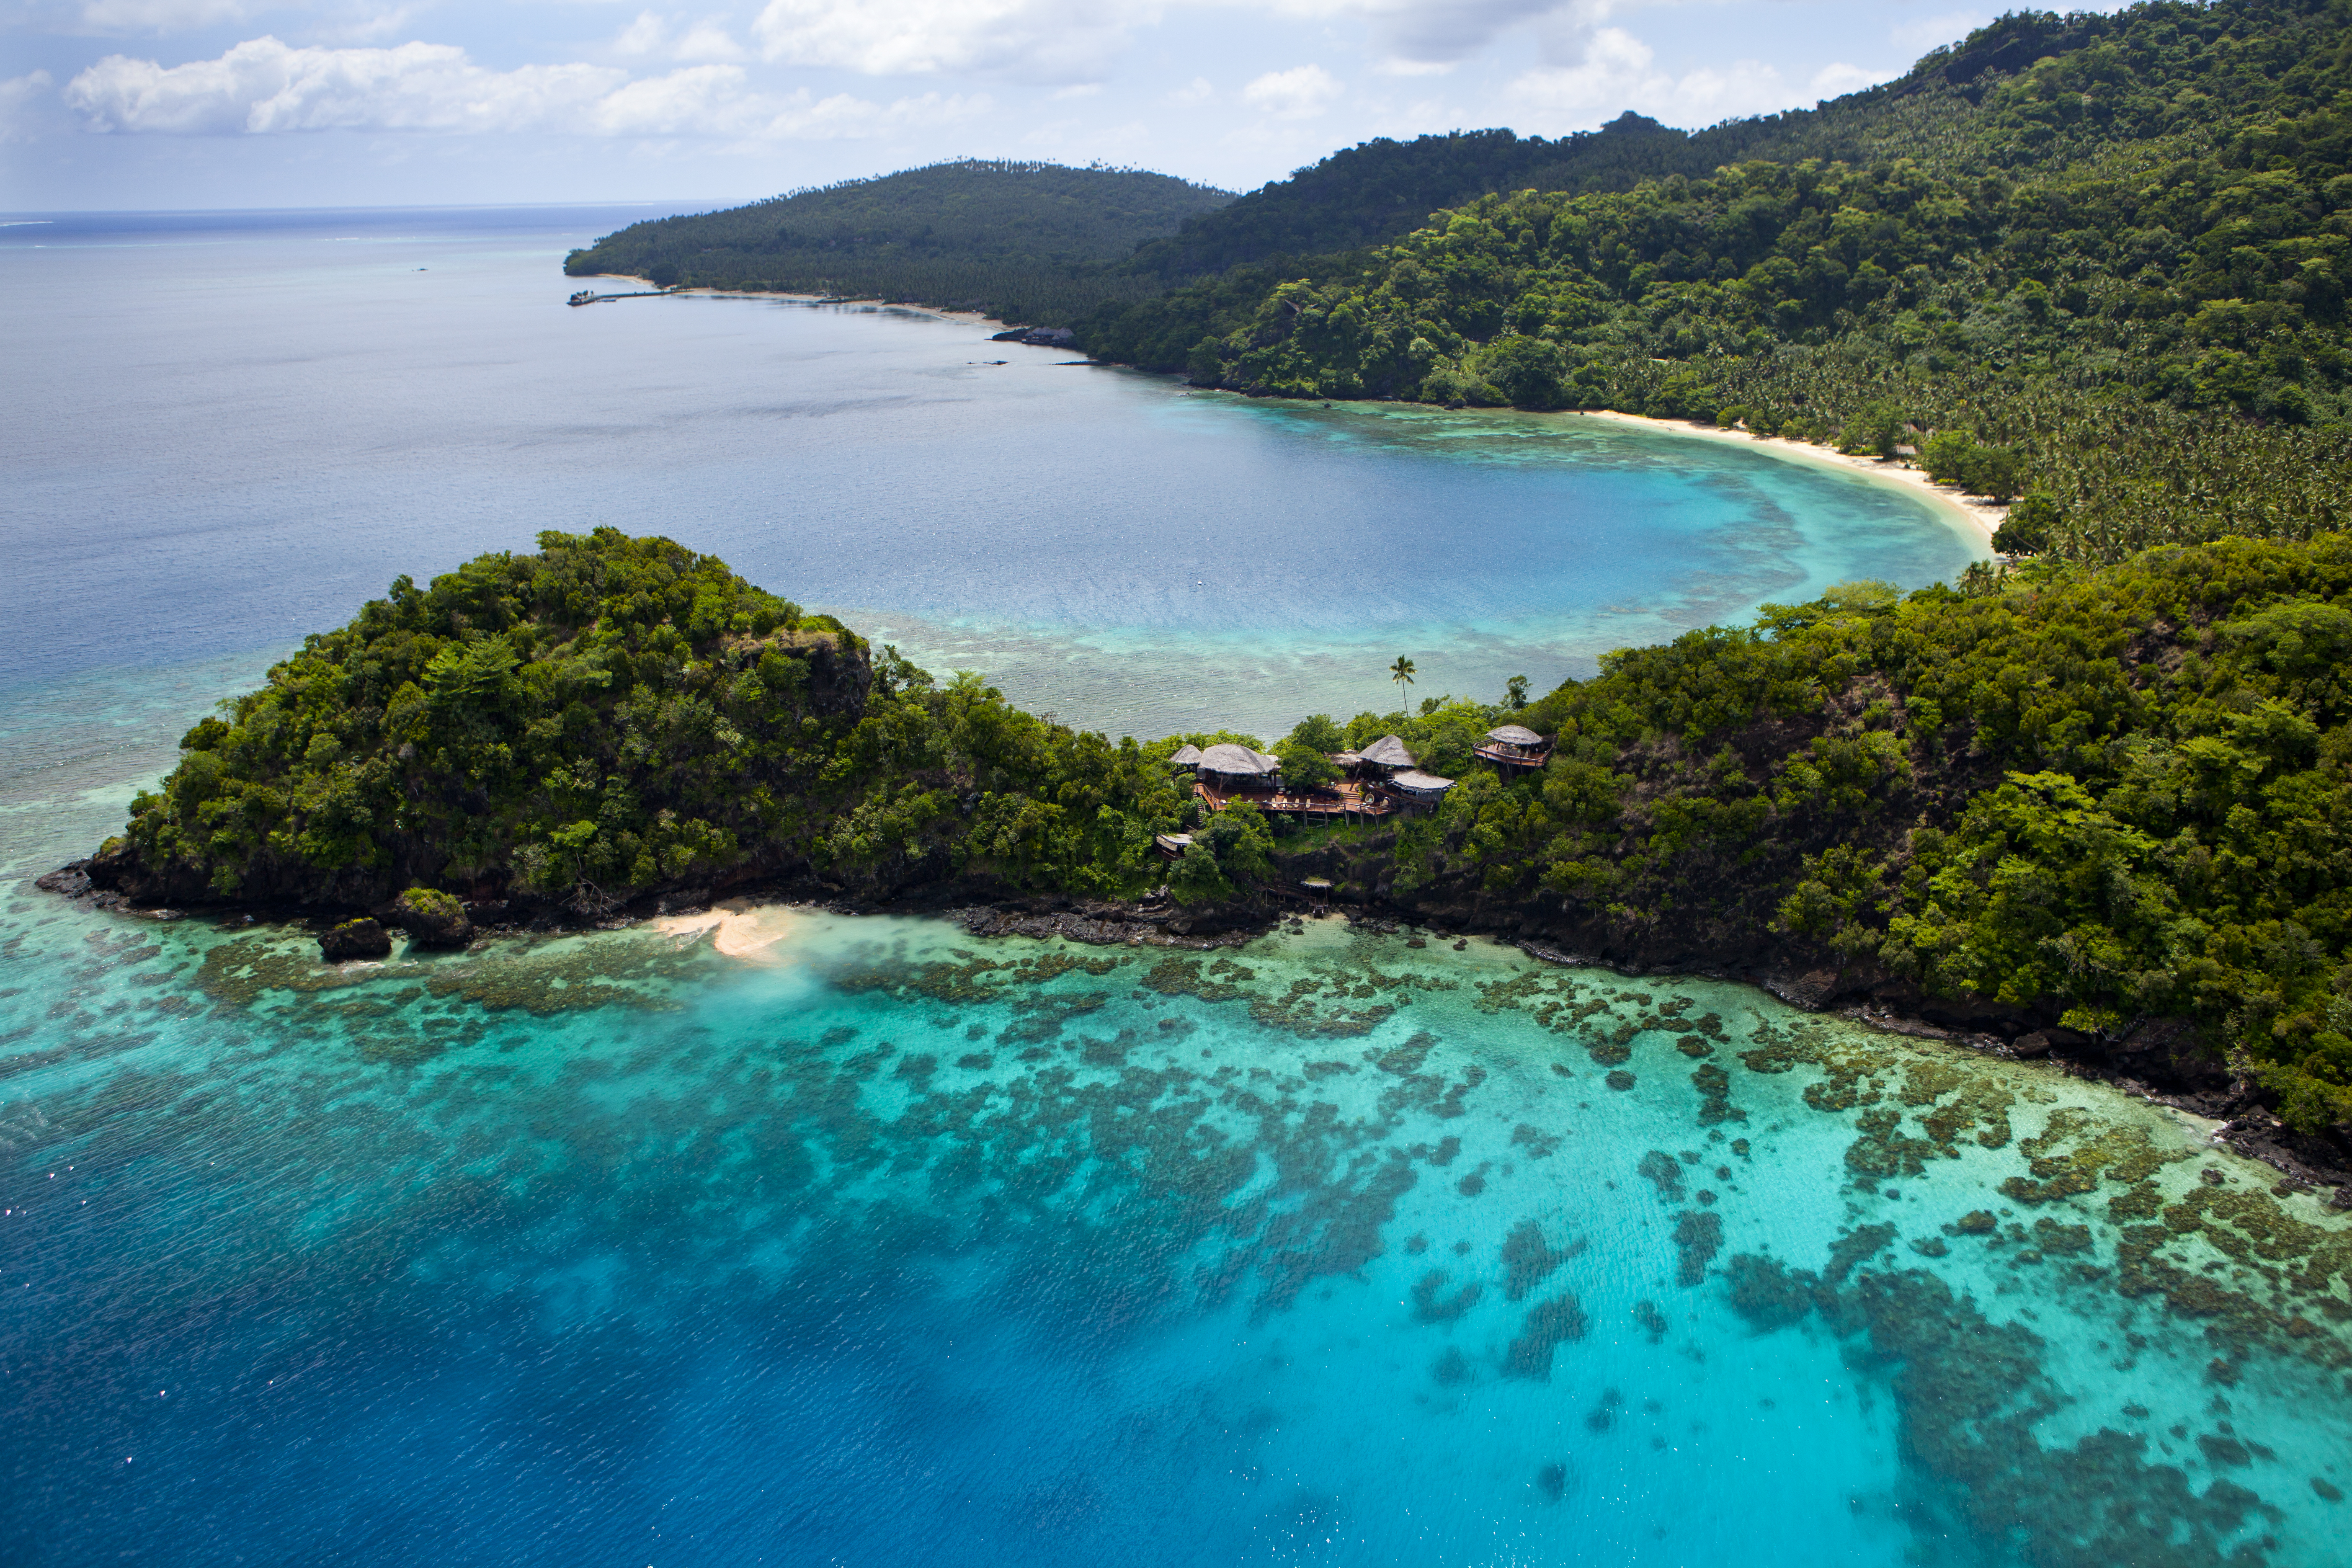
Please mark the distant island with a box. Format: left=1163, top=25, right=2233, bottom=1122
left=45, top=526, right=2352, bottom=1181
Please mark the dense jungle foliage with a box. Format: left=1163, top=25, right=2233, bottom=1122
left=1408, top=532, right=2352, bottom=1141
left=563, top=160, right=1230, bottom=325
left=1083, top=0, right=2352, bottom=564
left=101, top=531, right=1207, bottom=913
left=91, top=530, right=2352, bottom=1147
left=1123, top=117, right=1765, bottom=282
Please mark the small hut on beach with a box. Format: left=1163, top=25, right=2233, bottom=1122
left=1168, top=743, right=1203, bottom=771
left=1356, top=735, right=1416, bottom=776
left=1475, top=723, right=1551, bottom=771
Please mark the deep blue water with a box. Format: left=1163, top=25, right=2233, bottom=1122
left=3, top=211, right=2347, bottom=1568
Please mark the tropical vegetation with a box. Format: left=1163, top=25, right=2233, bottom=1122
left=564, top=160, right=1231, bottom=325
left=85, top=528, right=2352, bottom=1157
left=1081, top=0, right=2352, bottom=564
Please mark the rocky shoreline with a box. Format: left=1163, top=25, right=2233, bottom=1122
left=34, top=855, right=2352, bottom=1193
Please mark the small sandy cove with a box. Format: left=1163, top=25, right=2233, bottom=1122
left=1575, top=409, right=2005, bottom=548
left=650, top=899, right=800, bottom=962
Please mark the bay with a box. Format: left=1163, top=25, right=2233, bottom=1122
left=1, top=206, right=1975, bottom=740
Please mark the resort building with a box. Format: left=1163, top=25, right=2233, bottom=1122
left=1475, top=723, right=1552, bottom=771
left=1188, top=736, right=1395, bottom=823
left=1355, top=735, right=1416, bottom=776
left=1168, top=743, right=1203, bottom=771
left=1193, top=743, right=1282, bottom=789
left=1388, top=769, right=1456, bottom=806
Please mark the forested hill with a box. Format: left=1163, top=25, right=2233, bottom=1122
left=563, top=160, right=1232, bottom=325
left=1083, top=0, right=2352, bottom=567
left=1110, top=10, right=2181, bottom=287
left=1123, top=118, right=1748, bottom=281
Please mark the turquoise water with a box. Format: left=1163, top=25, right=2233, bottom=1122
left=6, top=211, right=2344, bottom=1566
left=4, top=727, right=2349, bottom=1564
left=2, top=206, right=1974, bottom=739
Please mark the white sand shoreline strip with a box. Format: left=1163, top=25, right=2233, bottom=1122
left=1573, top=408, right=2005, bottom=549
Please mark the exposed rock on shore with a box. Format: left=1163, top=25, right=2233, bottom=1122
left=391, top=887, right=473, bottom=950
left=320, top=918, right=391, bottom=961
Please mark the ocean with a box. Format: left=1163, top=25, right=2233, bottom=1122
left=1, top=208, right=2344, bottom=1568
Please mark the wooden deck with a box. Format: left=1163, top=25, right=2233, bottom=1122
left=1196, top=778, right=1396, bottom=821
left=1474, top=744, right=1551, bottom=769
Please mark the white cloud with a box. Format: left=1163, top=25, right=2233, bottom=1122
left=615, top=11, right=667, bottom=55
left=1809, top=61, right=1888, bottom=98
left=76, top=0, right=260, bottom=32
left=1506, top=26, right=1800, bottom=131
left=591, top=63, right=980, bottom=137
left=1258, top=0, right=1576, bottom=67
left=1241, top=62, right=1339, bottom=119
left=1, top=70, right=58, bottom=142
left=1165, top=74, right=1213, bottom=106
left=613, top=14, right=749, bottom=63
left=66, top=37, right=620, bottom=132
left=1890, top=8, right=1988, bottom=55
left=61, top=34, right=987, bottom=139
left=750, top=0, right=1149, bottom=83
left=674, top=21, right=747, bottom=62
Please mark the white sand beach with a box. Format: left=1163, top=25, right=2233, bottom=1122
left=1573, top=409, right=2006, bottom=549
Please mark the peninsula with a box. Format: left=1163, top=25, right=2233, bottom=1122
left=44, top=526, right=2352, bottom=1181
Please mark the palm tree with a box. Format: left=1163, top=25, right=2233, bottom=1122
left=1389, top=656, right=1415, bottom=708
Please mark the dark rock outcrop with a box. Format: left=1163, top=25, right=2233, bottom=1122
left=989, top=325, right=1076, bottom=347
left=390, top=887, right=472, bottom=950
left=319, top=918, right=392, bottom=961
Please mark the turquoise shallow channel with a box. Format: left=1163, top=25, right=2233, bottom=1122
left=3, top=209, right=2349, bottom=1566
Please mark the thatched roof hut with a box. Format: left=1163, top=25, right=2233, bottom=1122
left=1168, top=743, right=1203, bottom=769
left=1476, top=722, right=1551, bottom=770
left=1196, top=742, right=1279, bottom=777
left=1359, top=735, right=1415, bottom=771
left=1390, top=769, right=1455, bottom=798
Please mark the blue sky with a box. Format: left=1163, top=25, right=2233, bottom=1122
left=0, top=0, right=2123, bottom=211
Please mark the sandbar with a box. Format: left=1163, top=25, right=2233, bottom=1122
left=650, top=899, right=801, bottom=961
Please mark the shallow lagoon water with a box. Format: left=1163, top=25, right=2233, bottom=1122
left=4, top=211, right=2345, bottom=1565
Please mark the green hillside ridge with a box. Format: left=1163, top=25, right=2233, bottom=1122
left=70, top=528, right=2352, bottom=1161
left=1081, top=0, right=2352, bottom=565
left=563, top=160, right=1232, bottom=326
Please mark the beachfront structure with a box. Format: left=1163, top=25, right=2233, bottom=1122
left=1475, top=723, right=1551, bottom=771
left=1168, top=743, right=1203, bottom=771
